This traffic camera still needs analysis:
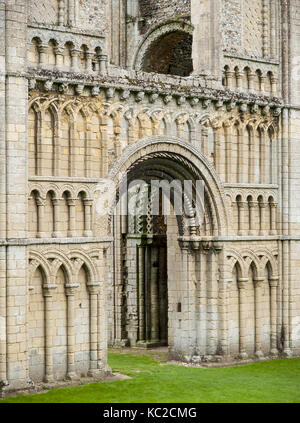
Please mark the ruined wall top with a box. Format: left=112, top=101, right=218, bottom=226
left=138, top=0, right=191, bottom=33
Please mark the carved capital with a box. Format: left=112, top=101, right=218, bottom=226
left=269, top=276, right=279, bottom=287
left=91, top=86, right=100, bottom=97
left=237, top=278, right=248, bottom=290
left=149, top=93, right=159, bottom=103
left=177, top=96, right=186, bottom=106
left=87, top=283, right=100, bottom=295
left=120, top=89, right=130, bottom=101
left=65, top=284, right=79, bottom=296
left=135, top=91, right=145, bottom=102
left=75, top=84, right=85, bottom=95
left=254, top=277, right=265, bottom=288
left=164, top=95, right=172, bottom=104
left=43, top=284, right=58, bottom=297
left=240, top=103, right=248, bottom=113
left=190, top=97, right=199, bottom=107
left=106, top=87, right=115, bottom=99
left=44, top=80, right=53, bottom=92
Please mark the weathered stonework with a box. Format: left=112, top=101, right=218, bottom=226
left=0, top=0, right=299, bottom=396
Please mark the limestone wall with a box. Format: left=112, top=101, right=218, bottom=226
left=1, top=0, right=300, bottom=395
left=139, top=0, right=191, bottom=34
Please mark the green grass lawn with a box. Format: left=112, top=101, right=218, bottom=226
left=1, top=353, right=300, bottom=403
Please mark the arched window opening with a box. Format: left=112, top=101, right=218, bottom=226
left=142, top=31, right=193, bottom=77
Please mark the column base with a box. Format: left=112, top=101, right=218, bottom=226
left=255, top=350, right=264, bottom=359
left=26, top=378, right=35, bottom=388
left=52, top=232, right=63, bottom=238
left=282, top=348, right=293, bottom=358
left=0, top=380, right=9, bottom=398
left=66, top=372, right=80, bottom=382
left=97, top=363, right=112, bottom=376
left=44, top=375, right=55, bottom=383
left=238, top=352, right=248, bottom=360
left=84, top=231, right=93, bottom=238
left=136, top=340, right=165, bottom=349
left=87, top=368, right=103, bottom=378
left=113, top=339, right=130, bottom=347
left=270, top=348, right=279, bottom=356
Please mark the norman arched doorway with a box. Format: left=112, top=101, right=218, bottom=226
left=107, top=138, right=228, bottom=357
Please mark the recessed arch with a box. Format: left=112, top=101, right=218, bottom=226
left=107, top=136, right=229, bottom=237
left=134, top=21, right=194, bottom=76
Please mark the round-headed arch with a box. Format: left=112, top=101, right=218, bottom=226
left=108, top=136, right=229, bottom=236
left=134, top=21, right=194, bottom=76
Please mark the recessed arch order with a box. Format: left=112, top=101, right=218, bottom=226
left=107, top=136, right=229, bottom=237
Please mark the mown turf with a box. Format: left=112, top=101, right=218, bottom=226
left=1, top=353, right=300, bottom=403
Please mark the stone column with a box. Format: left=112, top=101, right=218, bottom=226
left=145, top=244, right=152, bottom=343
left=270, top=277, right=279, bottom=355
left=158, top=244, right=168, bottom=345
left=0, top=250, right=8, bottom=392
left=254, top=278, right=265, bottom=359
left=259, top=202, right=268, bottom=236
left=215, top=242, right=228, bottom=357
left=225, top=71, right=235, bottom=89
left=54, top=46, right=64, bottom=69
left=87, top=284, right=100, bottom=376
left=179, top=239, right=193, bottom=355
left=224, top=123, right=232, bottom=183
left=52, top=198, right=62, bottom=238
left=213, top=126, right=222, bottom=177
left=71, top=49, right=80, bottom=72
left=260, top=129, right=268, bottom=184
left=86, top=52, right=93, bottom=72
left=237, top=279, right=248, bottom=359
left=65, top=284, right=79, bottom=381
left=43, top=284, right=57, bottom=382
left=4, top=1, right=30, bottom=391
left=248, top=127, right=255, bottom=183
left=271, top=77, right=278, bottom=95
left=67, top=198, right=76, bottom=237
left=260, top=76, right=266, bottom=94
left=150, top=247, right=159, bottom=343
left=270, top=0, right=277, bottom=59
left=97, top=249, right=111, bottom=373
left=248, top=71, right=255, bottom=92
left=68, top=0, right=75, bottom=27
left=262, top=0, right=270, bottom=58
left=248, top=201, right=258, bottom=236
left=207, top=247, right=219, bottom=356
left=83, top=199, right=93, bottom=237
left=238, top=130, right=248, bottom=183
left=191, top=0, right=222, bottom=78
left=270, top=203, right=277, bottom=235
left=99, top=55, right=108, bottom=74
left=236, top=71, right=243, bottom=90
left=36, top=197, right=47, bottom=238
left=138, top=245, right=145, bottom=343
left=38, top=44, right=48, bottom=66
left=58, top=0, right=65, bottom=26
left=198, top=244, right=209, bottom=355
left=201, top=125, right=209, bottom=156
left=238, top=201, right=247, bottom=236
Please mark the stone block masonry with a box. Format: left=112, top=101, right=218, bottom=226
left=0, top=0, right=299, bottom=395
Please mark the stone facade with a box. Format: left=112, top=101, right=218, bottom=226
left=0, top=0, right=299, bottom=395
